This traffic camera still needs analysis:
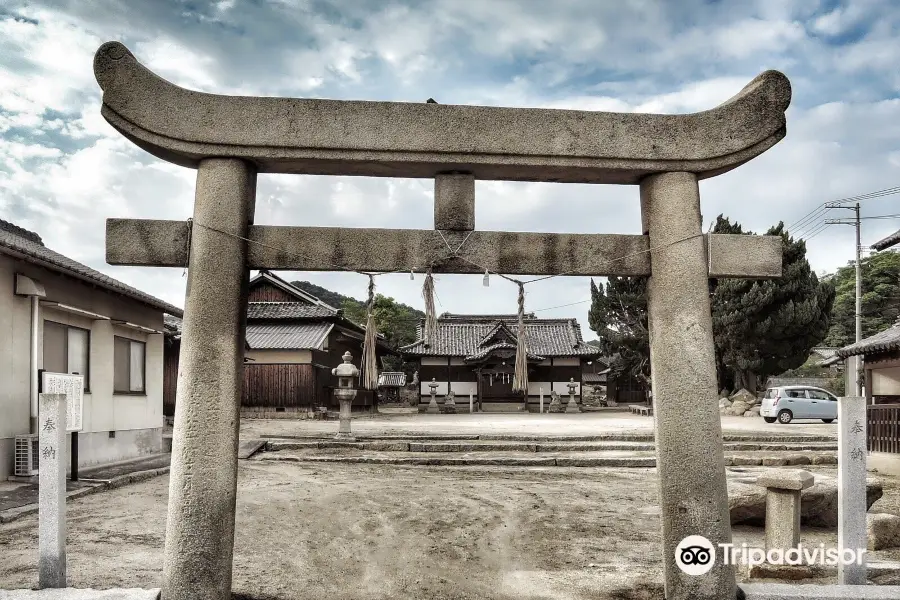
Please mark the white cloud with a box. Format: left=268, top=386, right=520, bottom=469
left=1, top=0, right=900, bottom=340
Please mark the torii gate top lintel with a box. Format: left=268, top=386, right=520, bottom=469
left=94, top=41, right=791, bottom=185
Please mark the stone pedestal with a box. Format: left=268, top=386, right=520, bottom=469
left=163, top=158, right=256, bottom=600
left=757, top=469, right=814, bottom=551
left=642, top=172, right=734, bottom=600
left=334, top=394, right=356, bottom=441
left=38, top=393, right=67, bottom=589
left=838, top=396, right=868, bottom=585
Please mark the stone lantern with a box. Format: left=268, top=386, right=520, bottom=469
left=427, top=378, right=440, bottom=414
left=332, top=351, right=359, bottom=440
left=565, top=377, right=581, bottom=413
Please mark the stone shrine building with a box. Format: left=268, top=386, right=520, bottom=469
left=401, top=313, right=599, bottom=411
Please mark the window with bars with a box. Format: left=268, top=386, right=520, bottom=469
left=43, top=320, right=90, bottom=391
left=114, top=336, right=146, bottom=394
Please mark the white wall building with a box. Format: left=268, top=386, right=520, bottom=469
left=0, top=219, right=181, bottom=480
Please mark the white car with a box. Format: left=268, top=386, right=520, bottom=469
left=760, top=385, right=838, bottom=424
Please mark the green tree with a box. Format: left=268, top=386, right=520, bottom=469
left=711, top=220, right=835, bottom=393
left=341, top=294, right=422, bottom=371
left=587, top=277, right=650, bottom=382
left=824, top=250, right=900, bottom=347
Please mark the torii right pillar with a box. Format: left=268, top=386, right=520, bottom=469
left=642, top=172, right=732, bottom=598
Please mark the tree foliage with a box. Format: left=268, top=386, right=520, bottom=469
left=587, top=277, right=650, bottom=381
left=824, top=250, right=900, bottom=347
left=711, top=218, right=835, bottom=393
left=586, top=215, right=836, bottom=394
left=292, top=280, right=424, bottom=371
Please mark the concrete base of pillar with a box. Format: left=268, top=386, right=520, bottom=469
left=565, top=399, right=581, bottom=413
left=333, top=433, right=356, bottom=442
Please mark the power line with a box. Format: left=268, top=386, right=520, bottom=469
left=788, top=185, right=900, bottom=239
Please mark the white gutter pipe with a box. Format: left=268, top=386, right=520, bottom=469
left=14, top=274, right=46, bottom=434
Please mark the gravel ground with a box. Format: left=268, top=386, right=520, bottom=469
left=1, top=460, right=898, bottom=599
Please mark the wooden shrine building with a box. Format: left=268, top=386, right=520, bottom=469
left=401, top=313, right=600, bottom=411
left=164, top=270, right=393, bottom=416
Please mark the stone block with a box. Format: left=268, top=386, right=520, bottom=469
left=867, top=513, right=900, bottom=551
left=434, top=173, right=474, bottom=231
left=762, top=457, right=789, bottom=466
left=757, top=469, right=815, bottom=491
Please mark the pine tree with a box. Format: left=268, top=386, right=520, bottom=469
left=711, top=220, right=835, bottom=393
left=587, top=277, right=650, bottom=381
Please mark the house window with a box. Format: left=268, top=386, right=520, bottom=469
left=43, top=321, right=90, bottom=391
left=114, top=336, right=146, bottom=394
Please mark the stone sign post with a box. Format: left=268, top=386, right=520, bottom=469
left=38, top=393, right=67, bottom=589
left=95, top=40, right=789, bottom=600
left=838, top=396, right=867, bottom=584
left=332, top=352, right=359, bottom=441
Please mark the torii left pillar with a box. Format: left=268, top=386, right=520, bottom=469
left=163, top=159, right=256, bottom=600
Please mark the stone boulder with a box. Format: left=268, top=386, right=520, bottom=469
left=744, top=406, right=761, bottom=417
left=720, top=398, right=732, bottom=409
left=868, top=513, right=900, bottom=550
left=728, top=400, right=750, bottom=416
left=731, top=388, right=758, bottom=407
left=729, top=474, right=883, bottom=527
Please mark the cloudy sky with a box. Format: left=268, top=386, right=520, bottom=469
left=2, top=0, right=899, bottom=339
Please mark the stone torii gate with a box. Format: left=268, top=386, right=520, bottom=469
left=94, top=41, right=789, bottom=600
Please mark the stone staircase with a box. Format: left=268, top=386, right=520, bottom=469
left=251, top=433, right=838, bottom=468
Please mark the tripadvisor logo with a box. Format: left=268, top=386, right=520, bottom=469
left=675, top=535, right=716, bottom=576
left=675, top=535, right=868, bottom=575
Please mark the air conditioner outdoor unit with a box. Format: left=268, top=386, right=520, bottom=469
left=14, top=434, right=39, bottom=477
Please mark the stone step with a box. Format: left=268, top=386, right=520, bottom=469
left=263, top=439, right=837, bottom=454
left=255, top=449, right=838, bottom=468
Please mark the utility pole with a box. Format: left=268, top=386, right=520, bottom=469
left=825, top=202, right=863, bottom=396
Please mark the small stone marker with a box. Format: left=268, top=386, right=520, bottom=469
left=756, top=469, right=814, bottom=551
left=539, top=387, right=544, bottom=414
left=38, top=393, right=67, bottom=589
left=565, top=378, right=581, bottom=413
left=427, top=379, right=440, bottom=414
left=838, top=396, right=867, bottom=584
left=469, top=392, right=474, bottom=414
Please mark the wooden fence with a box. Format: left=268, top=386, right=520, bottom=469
left=242, top=363, right=317, bottom=407
left=867, top=403, right=900, bottom=454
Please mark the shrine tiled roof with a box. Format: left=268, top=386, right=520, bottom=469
left=401, top=314, right=599, bottom=358
left=246, top=302, right=337, bottom=320
left=464, top=342, right=545, bottom=362
left=246, top=322, right=334, bottom=350
left=377, top=372, right=407, bottom=387
left=872, top=229, right=900, bottom=251
left=0, top=218, right=183, bottom=316
left=837, top=323, right=900, bottom=358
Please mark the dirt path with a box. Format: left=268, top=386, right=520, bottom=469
left=1, top=462, right=897, bottom=599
